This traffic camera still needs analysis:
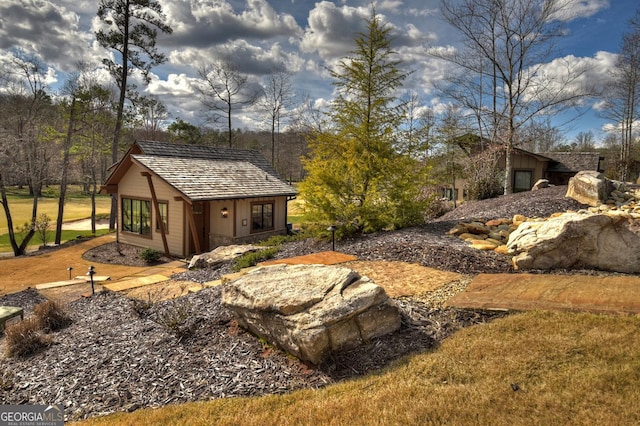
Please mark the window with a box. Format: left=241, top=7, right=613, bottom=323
left=514, top=170, right=533, bottom=192
left=156, top=202, right=168, bottom=233
left=122, top=198, right=151, bottom=236
left=251, top=202, right=274, bottom=232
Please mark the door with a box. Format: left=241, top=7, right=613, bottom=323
left=189, top=202, right=210, bottom=254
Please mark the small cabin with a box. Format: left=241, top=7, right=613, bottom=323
left=101, top=140, right=297, bottom=257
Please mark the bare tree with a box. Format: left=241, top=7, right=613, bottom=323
left=195, top=60, right=261, bottom=148
left=55, top=64, right=113, bottom=243
left=399, top=91, right=434, bottom=161
left=0, top=52, right=56, bottom=255
left=96, top=0, right=172, bottom=230
left=517, top=118, right=564, bottom=152
left=574, top=130, right=597, bottom=151
left=435, top=0, right=592, bottom=193
left=601, top=9, right=640, bottom=181
left=130, top=95, right=169, bottom=140
left=260, top=70, right=293, bottom=165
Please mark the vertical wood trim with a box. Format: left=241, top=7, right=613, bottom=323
left=142, top=172, right=170, bottom=256
left=186, top=204, right=201, bottom=254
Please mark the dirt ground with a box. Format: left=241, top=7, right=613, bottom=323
left=0, top=235, right=169, bottom=296
left=1, top=236, right=468, bottom=305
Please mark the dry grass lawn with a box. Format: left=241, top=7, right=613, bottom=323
left=0, top=194, right=111, bottom=235
left=72, top=310, right=640, bottom=425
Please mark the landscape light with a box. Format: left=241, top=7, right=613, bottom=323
left=327, top=225, right=337, bottom=251
left=87, top=265, right=96, bottom=295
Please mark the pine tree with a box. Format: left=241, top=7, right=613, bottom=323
left=300, top=10, right=429, bottom=233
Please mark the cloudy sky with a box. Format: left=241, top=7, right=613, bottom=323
left=0, top=0, right=637, bottom=142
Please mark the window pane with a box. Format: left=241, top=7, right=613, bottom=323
left=122, top=198, right=132, bottom=232
left=263, top=203, right=273, bottom=229
left=157, top=202, right=168, bottom=232
left=252, top=205, right=263, bottom=230
left=141, top=200, right=150, bottom=235
left=514, top=171, right=532, bottom=192
left=132, top=200, right=141, bottom=233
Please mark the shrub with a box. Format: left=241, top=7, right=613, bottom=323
left=33, top=301, right=72, bottom=333
left=35, top=213, right=52, bottom=246
left=232, top=246, right=279, bottom=271
left=463, top=146, right=504, bottom=201
left=257, top=234, right=299, bottom=247
left=140, top=247, right=162, bottom=264
left=155, top=299, right=195, bottom=340
left=131, top=287, right=169, bottom=318
left=4, top=317, right=51, bottom=358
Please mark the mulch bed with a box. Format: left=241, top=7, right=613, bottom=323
left=0, top=285, right=505, bottom=421
left=0, top=186, right=602, bottom=421
left=82, top=242, right=172, bottom=267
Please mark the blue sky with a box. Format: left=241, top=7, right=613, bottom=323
left=0, top=0, right=637, bottom=145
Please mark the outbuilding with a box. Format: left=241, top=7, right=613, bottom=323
left=101, top=140, right=297, bottom=258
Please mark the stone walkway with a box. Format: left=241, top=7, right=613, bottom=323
left=4, top=234, right=640, bottom=316
left=447, top=273, right=640, bottom=315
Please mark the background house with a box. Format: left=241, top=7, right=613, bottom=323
left=101, top=140, right=296, bottom=258
left=445, top=135, right=604, bottom=202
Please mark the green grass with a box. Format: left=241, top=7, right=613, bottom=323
left=72, top=310, right=640, bottom=426
left=0, top=229, right=111, bottom=252
left=0, top=186, right=112, bottom=250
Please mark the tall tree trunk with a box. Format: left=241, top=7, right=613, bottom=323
left=0, top=173, right=21, bottom=256
left=55, top=98, right=76, bottom=244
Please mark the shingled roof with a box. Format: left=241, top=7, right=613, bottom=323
left=539, top=152, right=603, bottom=173
left=106, top=140, right=296, bottom=201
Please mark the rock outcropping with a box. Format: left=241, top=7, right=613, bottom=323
left=188, top=245, right=265, bottom=269
left=221, top=264, right=401, bottom=365
left=565, top=171, right=614, bottom=206
left=507, top=210, right=640, bottom=273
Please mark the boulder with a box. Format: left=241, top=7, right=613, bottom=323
left=506, top=211, right=640, bottom=273
left=531, top=179, right=550, bottom=191
left=188, top=244, right=265, bottom=269
left=221, top=264, right=401, bottom=365
left=566, top=171, right=615, bottom=207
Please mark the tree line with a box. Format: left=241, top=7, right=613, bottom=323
left=0, top=0, right=638, bottom=253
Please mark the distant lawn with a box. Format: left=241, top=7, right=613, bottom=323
left=0, top=229, right=111, bottom=253
left=73, top=310, right=640, bottom=425
left=0, top=185, right=111, bottom=235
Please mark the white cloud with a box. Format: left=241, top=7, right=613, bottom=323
left=551, top=0, right=610, bottom=22
left=0, top=0, right=92, bottom=71
left=161, top=0, right=303, bottom=48
left=525, top=51, right=617, bottom=104
left=300, top=1, right=371, bottom=59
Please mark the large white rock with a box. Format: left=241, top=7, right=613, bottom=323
left=188, top=244, right=264, bottom=269
left=221, top=264, right=401, bottom=365
left=566, top=171, right=614, bottom=207
left=507, top=211, right=640, bottom=273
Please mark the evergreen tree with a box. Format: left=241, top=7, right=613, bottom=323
left=96, top=0, right=172, bottom=229
left=300, top=10, right=429, bottom=233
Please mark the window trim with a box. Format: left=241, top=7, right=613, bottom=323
left=121, top=196, right=152, bottom=238
left=250, top=201, right=275, bottom=233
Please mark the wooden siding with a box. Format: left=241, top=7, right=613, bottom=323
left=117, top=163, right=185, bottom=257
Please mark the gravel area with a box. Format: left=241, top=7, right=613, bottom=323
left=0, top=186, right=584, bottom=421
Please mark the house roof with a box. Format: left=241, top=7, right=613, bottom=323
left=539, top=152, right=603, bottom=173
left=103, top=140, right=296, bottom=201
